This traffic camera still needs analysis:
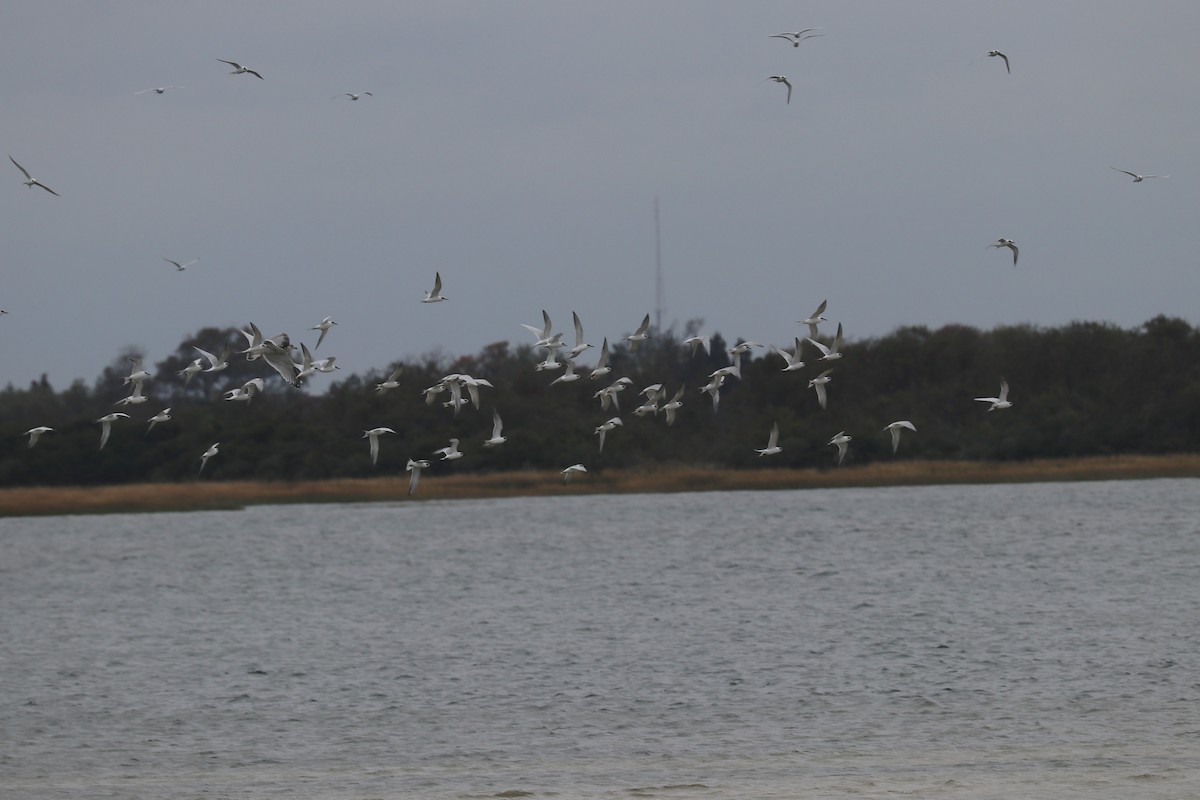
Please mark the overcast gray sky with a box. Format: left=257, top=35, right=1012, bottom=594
left=3, top=1, right=1197, bottom=390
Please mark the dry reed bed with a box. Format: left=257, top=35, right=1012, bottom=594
left=2, top=454, right=1198, bottom=517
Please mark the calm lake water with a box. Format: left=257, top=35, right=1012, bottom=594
left=2, top=479, right=1199, bottom=799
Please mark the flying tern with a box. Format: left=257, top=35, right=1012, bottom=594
left=828, top=431, right=852, bottom=465
left=422, top=272, right=447, bottom=303
left=985, top=50, right=1010, bottom=73
left=433, top=438, right=463, bottom=461
left=1110, top=167, right=1169, bottom=182
left=808, top=368, right=833, bottom=409
left=335, top=92, right=373, bottom=100
left=24, top=426, right=53, bottom=448
left=224, top=377, right=265, bottom=402
left=115, top=382, right=149, bottom=406
left=699, top=373, right=726, bottom=412
left=797, top=299, right=828, bottom=339
left=624, top=313, right=651, bottom=351
left=125, top=356, right=151, bottom=386
left=135, top=86, right=183, bottom=95
left=807, top=322, right=844, bottom=361
left=521, top=309, right=559, bottom=348
left=990, top=238, right=1019, bottom=266
left=772, top=338, right=807, bottom=372
left=146, top=408, right=172, bottom=433
left=594, top=416, right=623, bottom=453
left=217, top=59, right=263, bottom=79
left=975, top=379, right=1013, bottom=411
left=194, top=343, right=232, bottom=373
left=96, top=412, right=131, bottom=450
left=727, top=340, right=763, bottom=357
left=422, top=382, right=447, bottom=405
left=661, top=386, right=685, bottom=425
left=561, top=464, right=587, bottom=484
left=756, top=422, right=783, bottom=456
left=375, top=366, right=403, bottom=393
left=363, top=427, right=396, bottom=465
left=406, top=459, right=431, bottom=495
left=884, top=420, right=917, bottom=453
left=163, top=257, right=198, bottom=272
left=534, top=348, right=563, bottom=373
left=595, top=377, right=632, bottom=412
left=588, top=338, right=612, bottom=380
left=768, top=76, right=792, bottom=104
left=9, top=155, right=60, bottom=196
left=257, top=341, right=302, bottom=387
left=483, top=410, right=507, bottom=447
left=633, top=384, right=664, bottom=417
left=179, top=358, right=205, bottom=385
left=770, top=29, right=824, bottom=47
left=567, top=311, right=593, bottom=358
left=199, top=442, right=220, bottom=475
left=310, top=316, right=337, bottom=349
left=683, top=335, right=711, bottom=357
left=549, top=354, right=581, bottom=386
left=295, top=343, right=321, bottom=383
left=710, top=356, right=742, bottom=381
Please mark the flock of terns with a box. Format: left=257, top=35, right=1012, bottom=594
left=8, top=32, right=1172, bottom=495
left=16, top=273, right=940, bottom=492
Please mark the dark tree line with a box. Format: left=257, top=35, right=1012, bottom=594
left=3, top=315, right=1199, bottom=486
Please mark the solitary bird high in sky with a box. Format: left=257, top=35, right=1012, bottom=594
left=9, top=155, right=60, bottom=196
left=1110, top=167, right=1169, bottom=182
left=163, top=257, right=197, bottom=272
left=217, top=59, right=263, bottom=79
left=990, top=238, right=1019, bottom=266
left=768, top=75, right=792, bottom=104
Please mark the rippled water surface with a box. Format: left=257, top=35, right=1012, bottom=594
left=2, top=479, right=1199, bottom=799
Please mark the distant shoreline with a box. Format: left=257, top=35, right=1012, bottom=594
left=2, top=454, right=1198, bottom=518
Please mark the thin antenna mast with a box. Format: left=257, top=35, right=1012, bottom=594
left=654, top=196, right=664, bottom=331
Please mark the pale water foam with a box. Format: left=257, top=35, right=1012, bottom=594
left=2, top=479, right=1198, bottom=799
